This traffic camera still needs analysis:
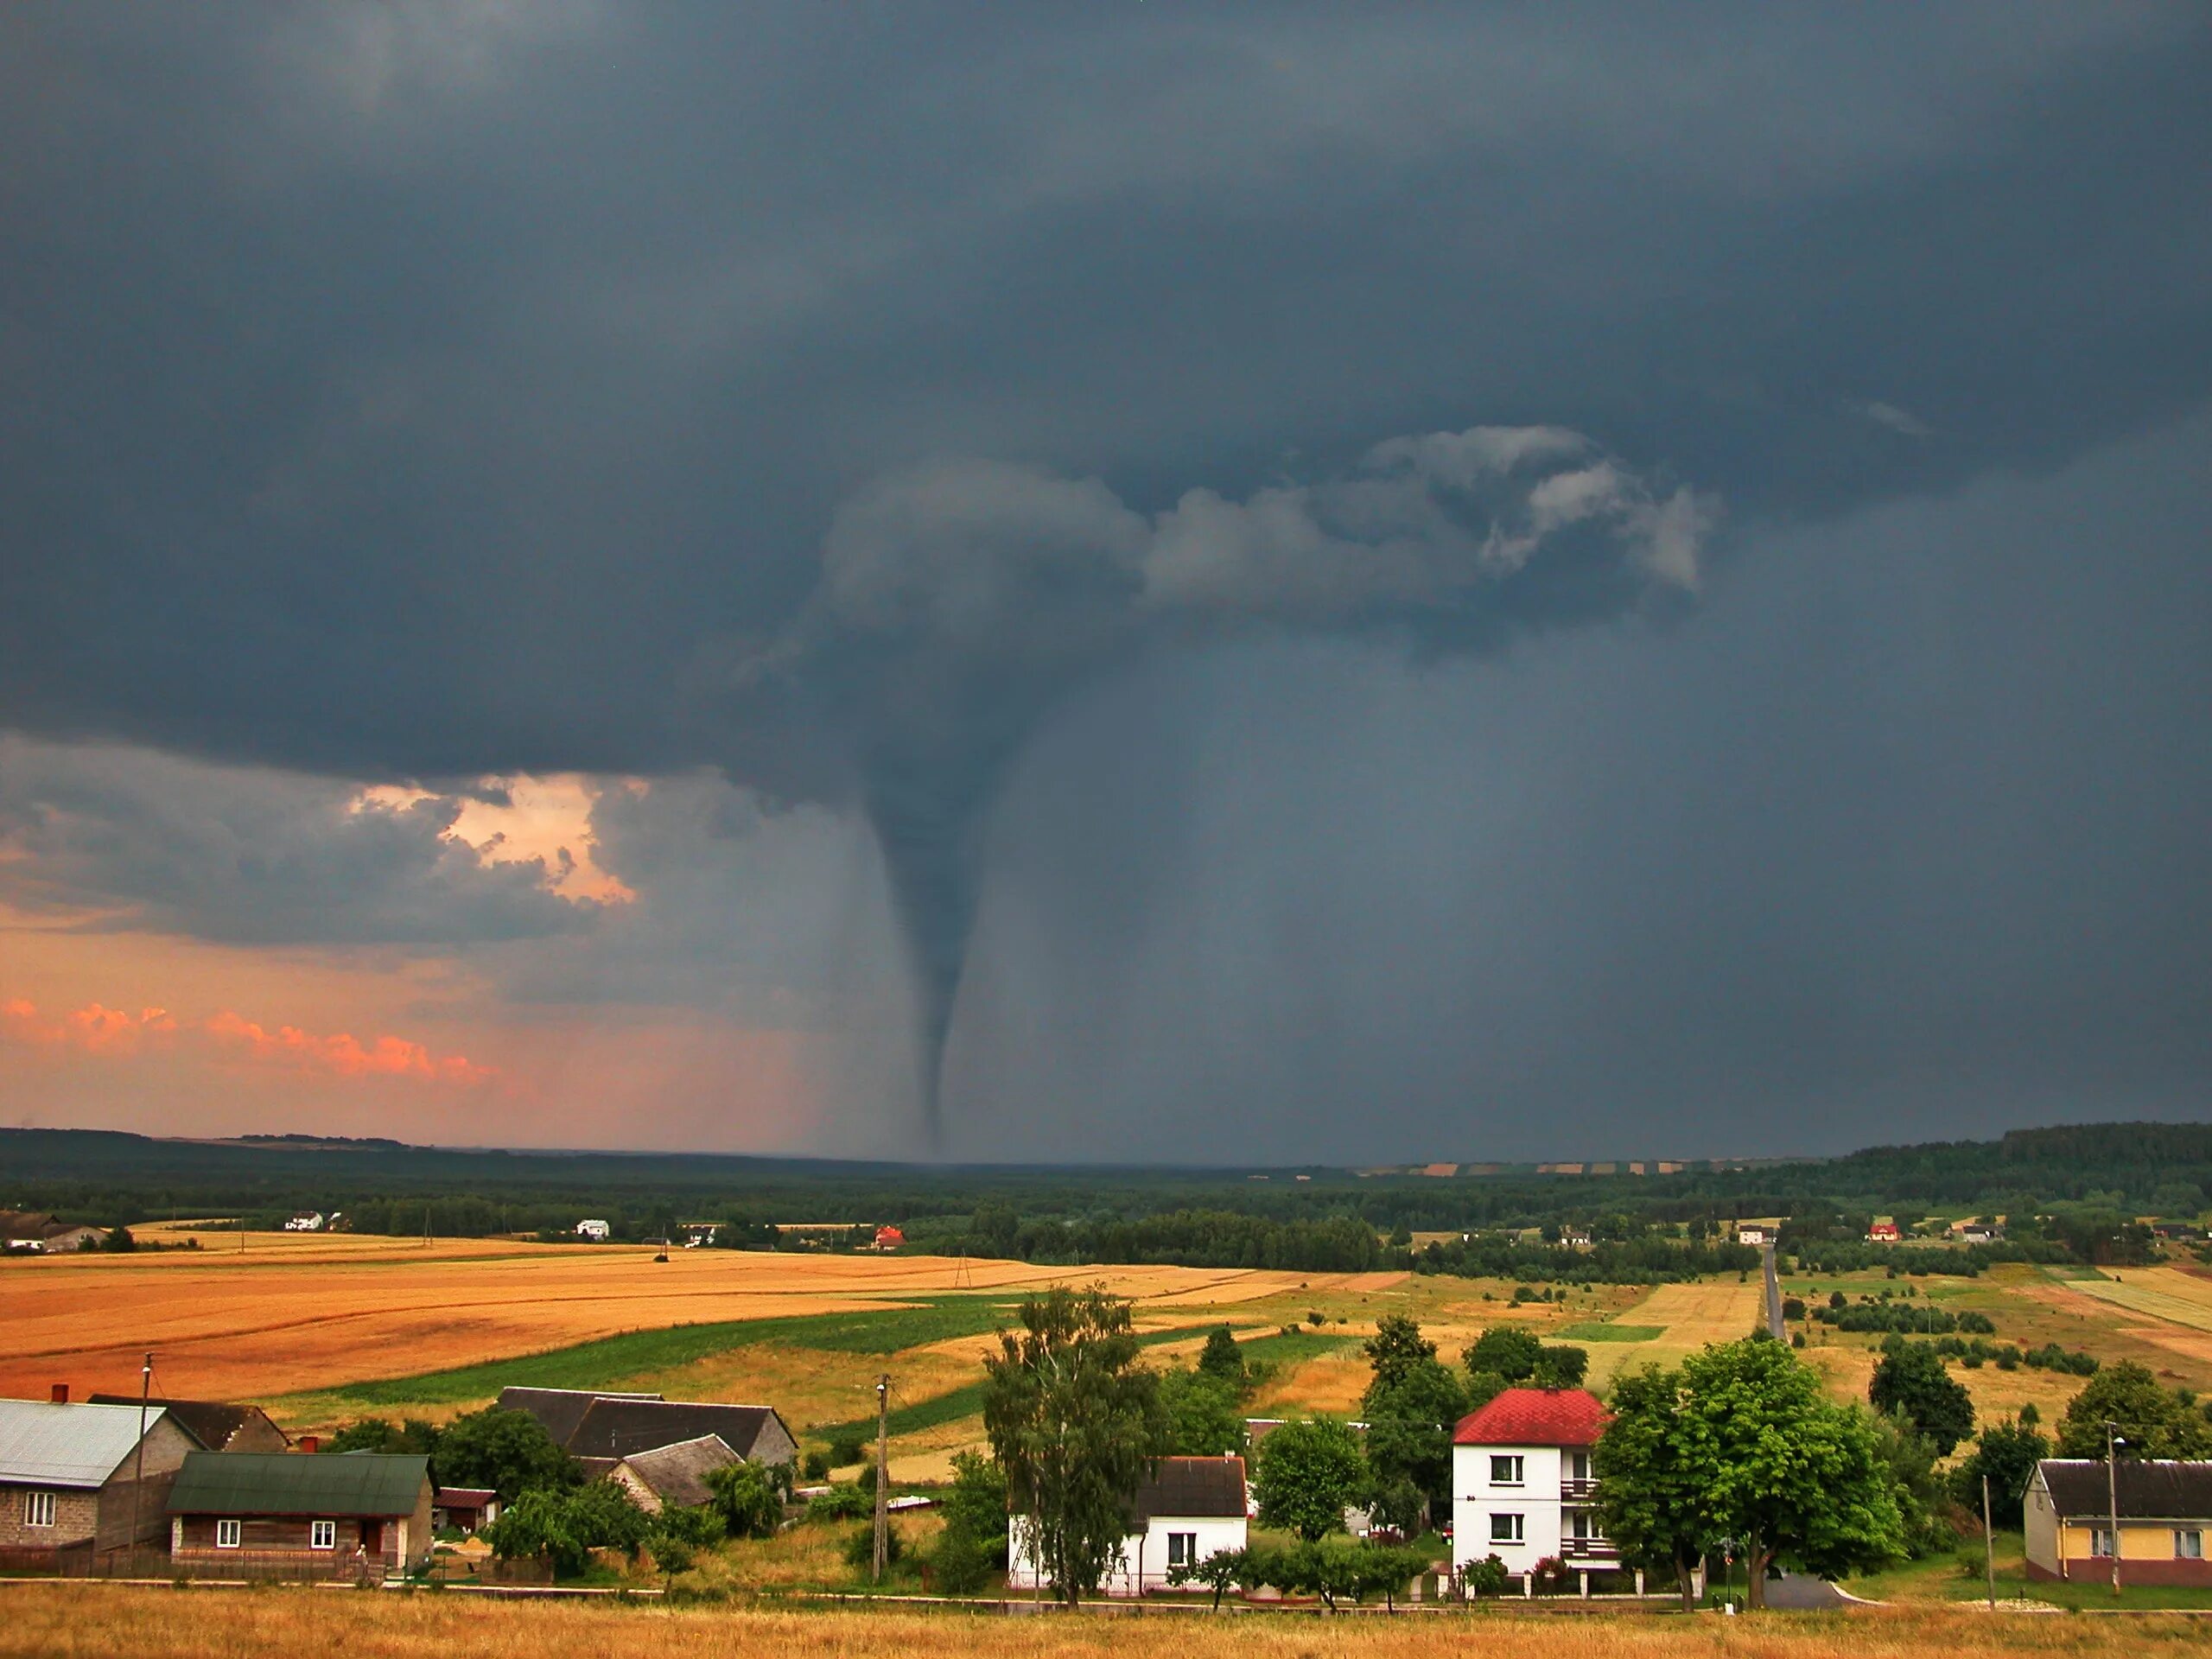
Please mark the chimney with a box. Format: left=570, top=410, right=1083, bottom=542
left=49, top=1382, right=68, bottom=1404
left=297, top=1434, right=319, bottom=1454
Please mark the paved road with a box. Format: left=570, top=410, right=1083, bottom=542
left=1763, top=1572, right=1851, bottom=1610
left=1763, top=1240, right=1786, bottom=1338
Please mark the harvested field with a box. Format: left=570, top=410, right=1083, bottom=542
left=1579, top=1278, right=1766, bottom=1384
left=4, top=1583, right=2209, bottom=1659
left=2045, top=1266, right=2212, bottom=1332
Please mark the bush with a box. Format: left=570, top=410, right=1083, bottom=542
left=805, top=1483, right=874, bottom=1522
left=703, top=1459, right=783, bottom=1540
left=802, top=1451, right=830, bottom=1481
left=843, top=1522, right=904, bottom=1570
left=828, top=1433, right=868, bottom=1466
left=931, top=1524, right=993, bottom=1594
left=1462, top=1552, right=1510, bottom=1598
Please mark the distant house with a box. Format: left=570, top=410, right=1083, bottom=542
left=431, top=1487, right=498, bottom=1534
left=874, top=1225, right=906, bottom=1251
left=607, top=1434, right=738, bottom=1514
left=0, top=1394, right=199, bottom=1564
left=1009, top=1455, right=1249, bottom=1597
left=1560, top=1229, right=1594, bottom=1250
left=1866, top=1217, right=1902, bottom=1243
left=168, top=1452, right=434, bottom=1577
left=497, top=1388, right=797, bottom=1471
left=0, top=1212, right=105, bottom=1254
left=575, top=1219, right=612, bottom=1242
left=2025, top=1459, right=2211, bottom=1586
left=87, top=1395, right=289, bottom=1455
left=283, top=1212, right=325, bottom=1233
left=1734, top=1224, right=1771, bottom=1246
left=1452, top=1388, right=1636, bottom=1597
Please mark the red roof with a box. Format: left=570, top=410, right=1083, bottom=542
left=1452, top=1388, right=1608, bottom=1447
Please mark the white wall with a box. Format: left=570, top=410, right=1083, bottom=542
left=1452, top=1442, right=1563, bottom=1580
left=1009, top=1513, right=1248, bottom=1597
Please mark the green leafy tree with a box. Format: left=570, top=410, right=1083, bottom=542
left=1678, top=1338, right=1906, bottom=1608
left=983, top=1284, right=1169, bottom=1605
left=1949, top=1418, right=2050, bottom=1529
left=1866, top=1413, right=1956, bottom=1558
left=1529, top=1345, right=1589, bottom=1389
left=1464, top=1326, right=1541, bottom=1383
left=804, top=1483, right=874, bottom=1522
left=1198, top=1326, right=1246, bottom=1384
left=1460, top=1551, right=1510, bottom=1597
left=1592, top=1363, right=1710, bottom=1610
left=486, top=1481, right=649, bottom=1577
left=940, top=1451, right=1009, bottom=1556
left=1868, top=1344, right=1974, bottom=1455
left=703, top=1459, right=785, bottom=1539
left=1463, top=1370, right=1510, bottom=1411
left=2055, top=1361, right=2212, bottom=1459
left=1359, top=1319, right=1466, bottom=1527
left=931, top=1525, right=995, bottom=1594
left=327, top=1416, right=442, bottom=1456
left=431, top=1407, right=577, bottom=1503
left=1253, top=1418, right=1367, bottom=1541
left=1160, top=1368, right=1245, bottom=1456
left=1169, top=1546, right=1250, bottom=1610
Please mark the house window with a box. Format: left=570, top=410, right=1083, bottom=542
left=1490, top=1455, right=1525, bottom=1486
left=1567, top=1451, right=1592, bottom=1481
left=216, top=1519, right=242, bottom=1549
left=310, top=1520, right=336, bottom=1550
left=1491, top=1513, right=1524, bottom=1544
left=22, top=1491, right=56, bottom=1529
left=2089, top=1528, right=2115, bottom=1558
left=1166, top=1532, right=1198, bottom=1568
left=2178, top=1529, right=2204, bottom=1560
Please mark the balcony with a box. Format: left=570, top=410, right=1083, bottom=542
left=1560, top=1536, right=1620, bottom=1561
left=1560, top=1478, right=1599, bottom=1500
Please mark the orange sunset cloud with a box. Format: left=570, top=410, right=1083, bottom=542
left=2, top=998, right=496, bottom=1089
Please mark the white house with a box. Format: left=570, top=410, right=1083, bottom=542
left=575, top=1219, right=612, bottom=1242
left=1010, top=1455, right=1248, bottom=1597
left=283, top=1212, right=325, bottom=1232
left=1452, top=1387, right=1637, bottom=1596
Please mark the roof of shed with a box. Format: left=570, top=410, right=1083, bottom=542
left=2037, top=1459, right=2212, bottom=1519
left=1453, top=1388, right=1609, bottom=1447
left=566, top=1398, right=782, bottom=1462
left=0, top=1399, right=168, bottom=1487
left=496, top=1385, right=663, bottom=1448
left=1132, top=1456, right=1247, bottom=1522
left=88, top=1395, right=280, bottom=1452
left=620, top=1434, right=739, bottom=1508
left=167, top=1452, right=429, bottom=1517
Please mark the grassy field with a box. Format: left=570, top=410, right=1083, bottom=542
left=5, top=1584, right=2210, bottom=1659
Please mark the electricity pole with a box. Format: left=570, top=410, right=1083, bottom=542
left=872, top=1373, right=890, bottom=1581
left=129, top=1351, right=152, bottom=1573
left=2105, top=1421, right=2124, bottom=1597
left=1981, top=1475, right=1996, bottom=1611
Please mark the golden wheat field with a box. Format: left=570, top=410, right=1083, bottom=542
left=1, top=1584, right=2203, bottom=1659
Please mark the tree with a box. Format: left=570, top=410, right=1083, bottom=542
left=2056, top=1361, right=2212, bottom=1459
left=327, top=1416, right=442, bottom=1456
left=1866, top=1413, right=1955, bottom=1558
left=1253, top=1419, right=1367, bottom=1541
left=1949, top=1418, right=2050, bottom=1530
left=982, top=1284, right=1168, bottom=1605
left=101, top=1226, right=137, bottom=1253
left=1359, top=1320, right=1466, bottom=1528
left=932, top=1450, right=1008, bottom=1594
left=1160, top=1368, right=1245, bottom=1456
left=1198, top=1326, right=1246, bottom=1383
left=1592, top=1363, right=1710, bottom=1611
left=486, top=1481, right=649, bottom=1577
left=430, top=1407, right=578, bottom=1502
left=1869, top=1344, right=1975, bottom=1456
left=1465, top=1326, right=1541, bottom=1383
left=1169, top=1546, right=1250, bottom=1610
left=703, top=1459, right=784, bottom=1539
left=1529, top=1345, right=1589, bottom=1389
left=1461, top=1551, right=1510, bottom=1597
left=1677, top=1339, right=1906, bottom=1608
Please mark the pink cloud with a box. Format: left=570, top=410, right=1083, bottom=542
left=3, top=997, right=493, bottom=1087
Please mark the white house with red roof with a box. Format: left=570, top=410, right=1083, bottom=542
left=1452, top=1387, right=1630, bottom=1596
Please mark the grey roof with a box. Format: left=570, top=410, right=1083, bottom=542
left=0, top=1399, right=170, bottom=1489
left=88, top=1395, right=282, bottom=1452
left=619, top=1434, right=739, bottom=1508
left=2037, top=1459, right=2212, bottom=1520
left=496, top=1386, right=662, bottom=1449
left=168, top=1452, right=429, bottom=1517
left=1133, top=1456, right=1248, bottom=1522
left=566, top=1397, right=786, bottom=1464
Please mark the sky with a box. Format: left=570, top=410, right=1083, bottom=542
left=2, top=4, right=2209, bottom=1163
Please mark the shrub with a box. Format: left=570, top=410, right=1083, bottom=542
left=802, top=1451, right=830, bottom=1481
left=1462, top=1552, right=1510, bottom=1597
left=703, top=1459, right=783, bottom=1540
left=931, top=1524, right=993, bottom=1594
left=842, top=1521, right=904, bottom=1570
left=805, top=1483, right=874, bottom=1522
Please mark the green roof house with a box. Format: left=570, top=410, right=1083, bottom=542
left=167, top=1452, right=433, bottom=1577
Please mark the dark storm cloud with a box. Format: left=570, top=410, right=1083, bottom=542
left=3, top=4, right=2209, bottom=1150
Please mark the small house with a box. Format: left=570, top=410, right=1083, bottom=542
left=431, top=1487, right=498, bottom=1534
left=874, top=1225, right=906, bottom=1251
left=87, top=1395, right=289, bottom=1455
left=1009, top=1455, right=1249, bottom=1597
left=1866, top=1217, right=1901, bottom=1243
left=497, top=1388, right=797, bottom=1471
left=168, top=1452, right=434, bottom=1577
left=607, top=1434, right=738, bottom=1513
left=2025, top=1460, right=2211, bottom=1586
left=575, top=1219, right=612, bottom=1242
left=0, top=1393, right=198, bottom=1565
left=283, top=1212, right=326, bottom=1233
left=1451, top=1388, right=1636, bottom=1597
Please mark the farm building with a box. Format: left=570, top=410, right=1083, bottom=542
left=430, top=1487, right=498, bottom=1534
left=1866, top=1217, right=1902, bottom=1243
left=283, top=1212, right=326, bottom=1232
left=607, top=1433, right=738, bottom=1513
left=167, top=1452, right=434, bottom=1577
left=1452, top=1388, right=1643, bottom=1597
left=1009, top=1455, right=1249, bottom=1597
left=0, top=1394, right=198, bottom=1567
left=498, top=1388, right=797, bottom=1471
left=87, top=1395, right=289, bottom=1455
left=0, top=1212, right=105, bottom=1253
left=574, top=1218, right=612, bottom=1241
left=874, top=1225, right=906, bottom=1251
left=2025, top=1460, right=2211, bottom=1586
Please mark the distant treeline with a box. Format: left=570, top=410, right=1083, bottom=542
left=1410, top=1233, right=1762, bottom=1284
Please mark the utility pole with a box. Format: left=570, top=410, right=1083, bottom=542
left=1982, top=1475, right=1996, bottom=1611
left=872, top=1373, right=890, bottom=1581
left=129, top=1351, right=152, bottom=1573
left=2105, top=1421, right=2124, bottom=1597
